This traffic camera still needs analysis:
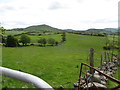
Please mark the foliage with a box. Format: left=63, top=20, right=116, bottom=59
left=0, top=26, right=6, bottom=35
left=5, top=35, right=18, bottom=47
left=61, top=32, right=66, bottom=42
left=38, top=38, right=47, bottom=46
left=47, top=38, right=56, bottom=46
left=0, top=26, right=6, bottom=45
left=0, top=34, right=6, bottom=43
left=2, top=35, right=6, bottom=44
left=55, top=41, right=59, bottom=46
left=19, top=34, right=30, bottom=45
left=103, top=34, right=119, bottom=50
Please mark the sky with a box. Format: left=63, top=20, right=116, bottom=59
left=0, top=0, right=119, bottom=30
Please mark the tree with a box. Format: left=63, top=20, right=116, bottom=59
left=103, top=34, right=111, bottom=50
left=20, top=34, right=30, bottom=46
left=6, top=35, right=18, bottom=47
left=38, top=38, right=47, bottom=46
left=1, top=35, right=6, bottom=43
left=105, top=34, right=109, bottom=47
left=48, top=38, right=56, bottom=46
left=0, top=26, right=6, bottom=35
left=61, top=32, right=66, bottom=42
left=55, top=41, right=59, bottom=46
left=0, top=26, right=6, bottom=44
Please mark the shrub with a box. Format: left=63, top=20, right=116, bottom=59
left=38, top=38, right=47, bottom=46
left=19, top=34, right=30, bottom=46
left=61, top=32, right=66, bottom=42
left=0, top=26, right=6, bottom=35
left=6, top=35, right=18, bottom=47
left=48, top=38, right=56, bottom=46
left=55, top=41, right=59, bottom=46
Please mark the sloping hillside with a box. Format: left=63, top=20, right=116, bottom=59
left=24, top=24, right=63, bottom=32
left=85, top=28, right=118, bottom=34
left=9, top=24, right=63, bottom=32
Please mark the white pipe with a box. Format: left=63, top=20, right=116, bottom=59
left=0, top=67, right=53, bottom=90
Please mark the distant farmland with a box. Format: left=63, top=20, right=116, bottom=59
left=2, top=33, right=108, bottom=88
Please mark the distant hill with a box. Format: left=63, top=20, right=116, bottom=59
left=63, top=29, right=85, bottom=32
left=85, top=28, right=118, bottom=34
left=63, top=29, right=78, bottom=32
left=104, top=28, right=118, bottom=32
left=24, top=24, right=63, bottom=32
left=8, top=24, right=118, bottom=34
left=9, top=24, right=63, bottom=32
left=86, top=29, right=105, bottom=33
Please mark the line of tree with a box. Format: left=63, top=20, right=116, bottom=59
left=37, top=32, right=66, bottom=47
left=38, top=38, right=58, bottom=46
left=103, top=34, right=119, bottom=50
left=1, top=26, right=66, bottom=47
left=70, top=32, right=105, bottom=37
left=61, top=32, right=66, bottom=42
left=3, top=35, right=31, bottom=47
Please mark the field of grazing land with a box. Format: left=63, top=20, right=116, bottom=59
left=22, top=33, right=62, bottom=44
left=2, top=33, right=113, bottom=88
left=5, top=31, right=25, bottom=36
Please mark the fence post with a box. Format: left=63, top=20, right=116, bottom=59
left=107, top=53, right=110, bottom=62
left=101, top=53, right=103, bottom=66
left=89, top=48, right=94, bottom=74
left=104, top=52, right=106, bottom=63
left=106, top=52, right=108, bottom=63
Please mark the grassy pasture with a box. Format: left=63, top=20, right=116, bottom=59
left=28, top=34, right=62, bottom=44
left=5, top=31, right=25, bottom=35
left=15, top=33, right=62, bottom=45
left=2, top=33, right=118, bottom=88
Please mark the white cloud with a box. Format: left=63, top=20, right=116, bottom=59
left=0, top=0, right=119, bottom=30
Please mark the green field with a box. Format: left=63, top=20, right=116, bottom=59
left=16, top=33, right=62, bottom=44
left=2, top=33, right=118, bottom=88
left=5, top=31, right=25, bottom=35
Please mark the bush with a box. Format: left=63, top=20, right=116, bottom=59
left=19, top=34, right=30, bottom=46
left=38, top=34, right=42, bottom=36
left=0, top=26, right=6, bottom=35
left=61, top=32, right=66, bottom=42
left=103, top=46, right=111, bottom=50
left=38, top=38, right=47, bottom=46
left=55, top=41, right=59, bottom=46
left=6, top=35, right=18, bottom=47
left=48, top=38, right=56, bottom=46
left=0, top=34, right=6, bottom=44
